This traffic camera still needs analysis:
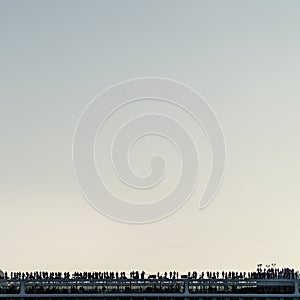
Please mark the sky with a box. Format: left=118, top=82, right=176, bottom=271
left=0, top=0, right=300, bottom=274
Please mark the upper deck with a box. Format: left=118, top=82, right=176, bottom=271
left=0, top=277, right=300, bottom=299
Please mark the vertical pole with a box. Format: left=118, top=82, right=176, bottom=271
left=20, top=281, right=25, bottom=296
left=183, top=279, right=189, bottom=299
left=294, top=279, right=299, bottom=297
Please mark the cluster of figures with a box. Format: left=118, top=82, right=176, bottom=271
left=253, top=266, right=298, bottom=279
left=1, top=267, right=299, bottom=281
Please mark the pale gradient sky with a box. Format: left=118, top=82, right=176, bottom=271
left=1, top=0, right=300, bottom=273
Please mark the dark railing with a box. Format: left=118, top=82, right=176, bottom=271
left=24, top=280, right=185, bottom=294
left=0, top=278, right=299, bottom=297
left=188, top=282, right=295, bottom=294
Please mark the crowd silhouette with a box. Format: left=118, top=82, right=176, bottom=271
left=0, top=265, right=298, bottom=281
left=0, top=266, right=299, bottom=296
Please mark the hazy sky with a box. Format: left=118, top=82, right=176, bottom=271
left=1, top=0, right=300, bottom=274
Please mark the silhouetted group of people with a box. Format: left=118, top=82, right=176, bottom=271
left=1, top=266, right=299, bottom=281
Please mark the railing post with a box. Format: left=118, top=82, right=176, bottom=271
left=183, top=279, right=189, bottom=299
left=295, top=279, right=299, bottom=296
left=20, top=281, right=25, bottom=296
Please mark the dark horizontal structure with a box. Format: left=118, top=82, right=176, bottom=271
left=0, top=278, right=300, bottom=300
